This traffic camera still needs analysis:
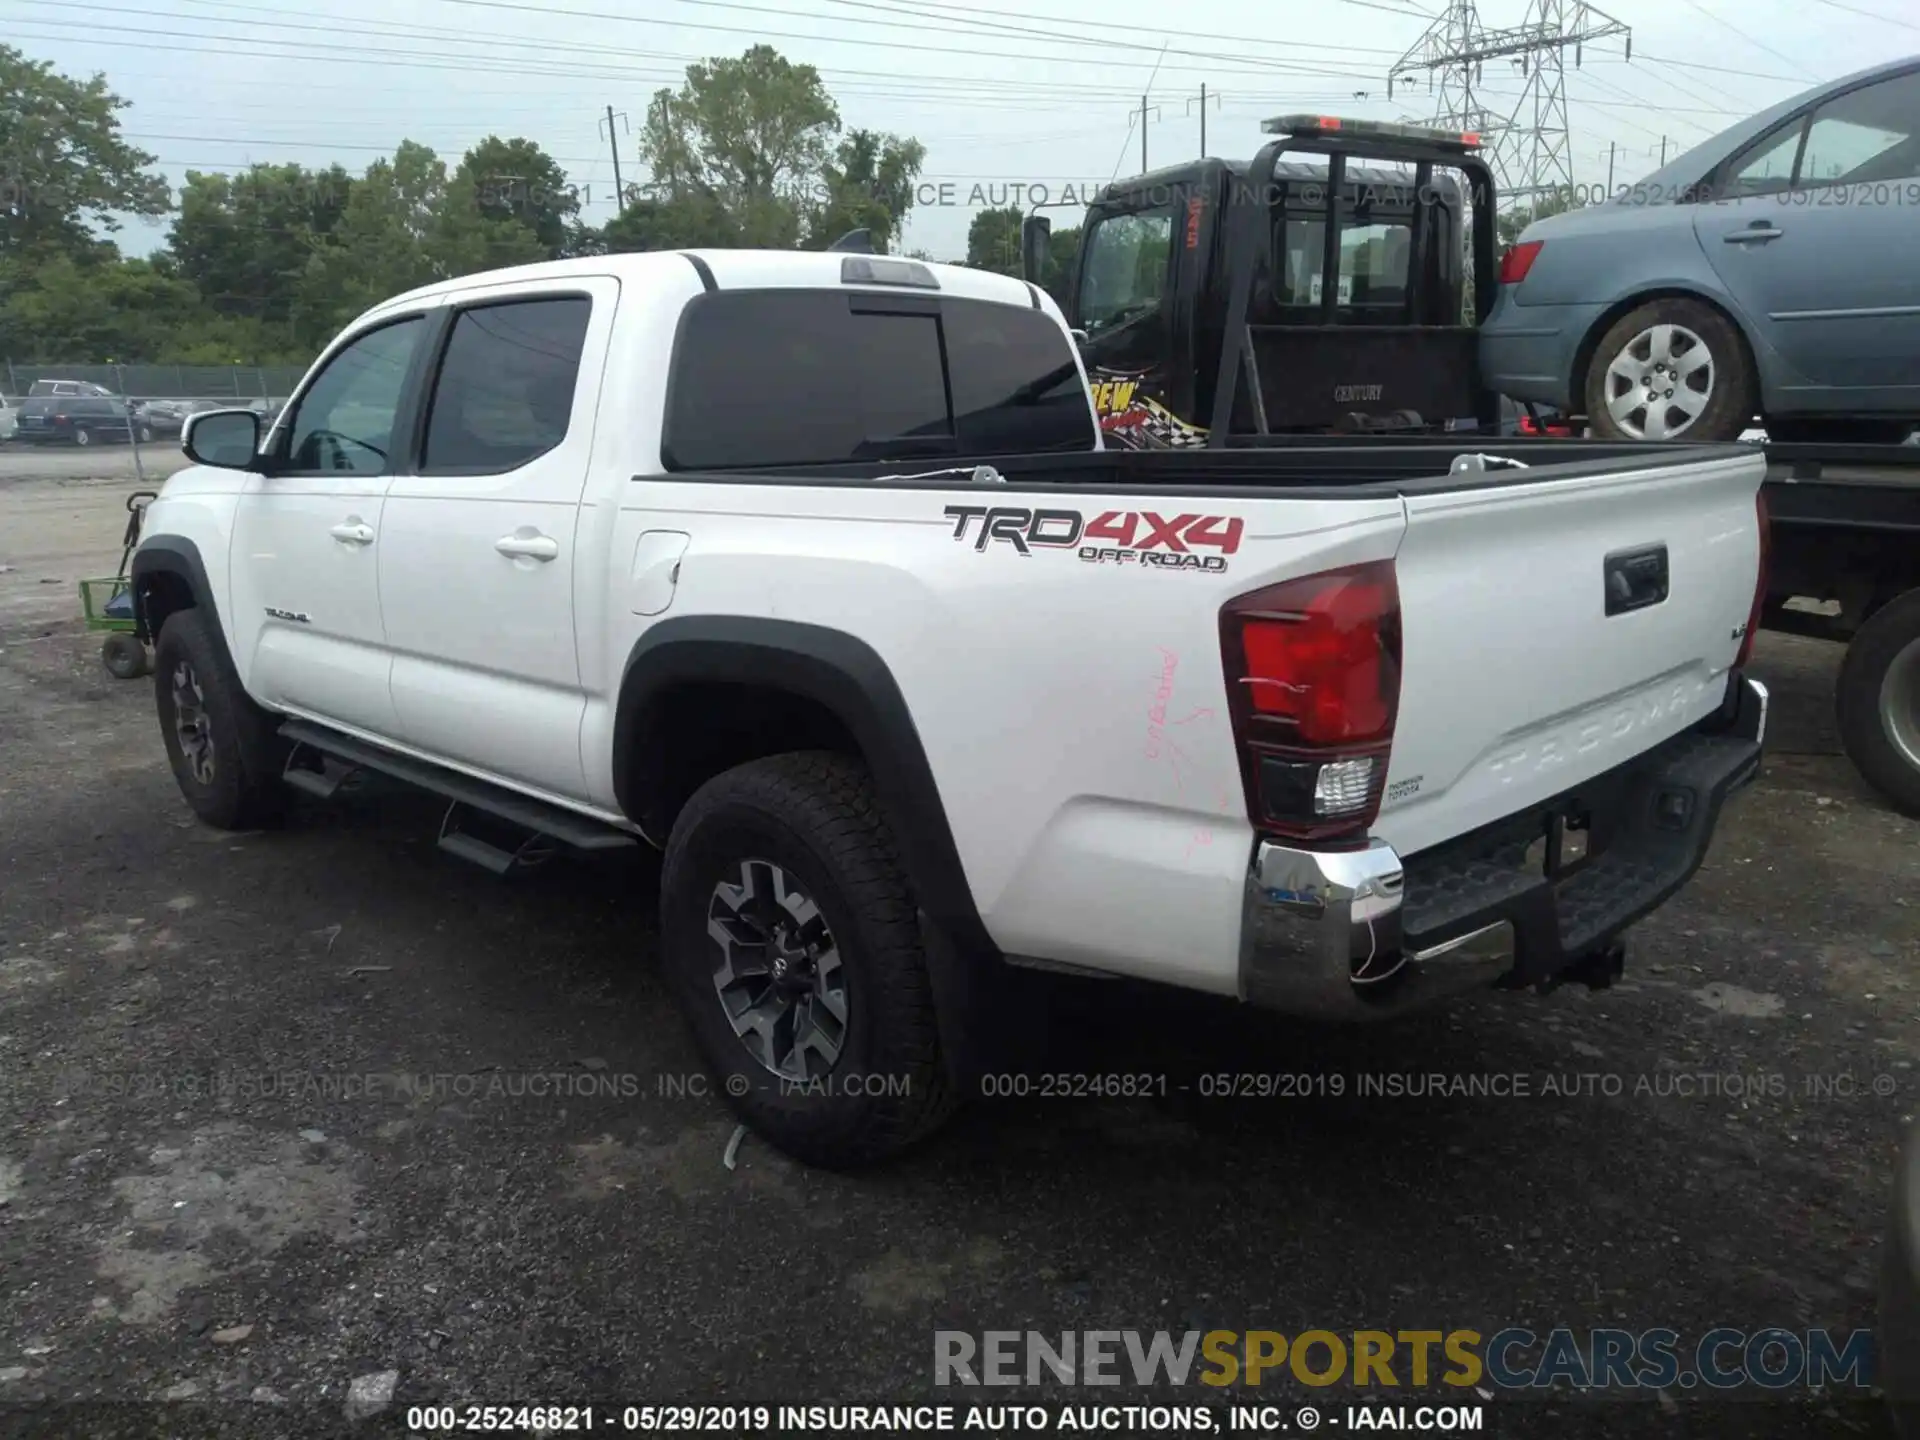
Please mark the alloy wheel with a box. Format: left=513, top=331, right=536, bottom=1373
left=1880, top=637, right=1920, bottom=779
left=707, top=858, right=848, bottom=1081
left=170, top=659, right=216, bottom=785
left=1603, top=323, right=1714, bottom=440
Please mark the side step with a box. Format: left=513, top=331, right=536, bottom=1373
left=279, top=719, right=639, bottom=873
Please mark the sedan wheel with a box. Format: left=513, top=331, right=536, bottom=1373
left=1603, top=323, right=1714, bottom=440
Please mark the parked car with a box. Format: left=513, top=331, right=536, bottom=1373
left=1482, top=55, right=1920, bottom=444
left=27, top=378, right=118, bottom=399
left=131, top=249, right=1766, bottom=1167
left=133, top=399, right=212, bottom=438
left=16, top=396, right=152, bottom=446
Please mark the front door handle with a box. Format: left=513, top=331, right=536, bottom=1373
left=1725, top=224, right=1784, bottom=243
left=329, top=520, right=375, bottom=546
left=495, top=532, right=559, bottom=562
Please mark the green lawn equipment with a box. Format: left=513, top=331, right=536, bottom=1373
left=79, top=490, right=157, bottom=680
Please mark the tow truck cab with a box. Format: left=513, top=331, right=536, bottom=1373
left=1023, top=115, right=1501, bottom=444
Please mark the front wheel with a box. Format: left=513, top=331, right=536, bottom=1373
left=1837, top=589, right=1920, bottom=815
left=152, top=609, right=290, bottom=830
left=1584, top=298, right=1755, bottom=442
left=658, top=751, right=957, bottom=1169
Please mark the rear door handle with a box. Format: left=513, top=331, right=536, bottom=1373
left=1725, top=224, right=1783, bottom=243
left=329, top=521, right=375, bottom=546
left=495, top=532, right=559, bottom=562
left=1604, top=544, right=1669, bottom=616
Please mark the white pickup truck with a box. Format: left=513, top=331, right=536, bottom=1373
left=132, top=248, right=1769, bottom=1166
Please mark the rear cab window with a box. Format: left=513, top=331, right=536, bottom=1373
left=661, top=289, right=1092, bottom=469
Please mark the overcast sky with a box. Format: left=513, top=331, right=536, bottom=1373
left=13, top=0, right=1914, bottom=261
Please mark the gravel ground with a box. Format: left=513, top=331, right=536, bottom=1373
left=0, top=476, right=1911, bottom=1440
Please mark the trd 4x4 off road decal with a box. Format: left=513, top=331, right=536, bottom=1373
left=943, top=505, right=1243, bottom=573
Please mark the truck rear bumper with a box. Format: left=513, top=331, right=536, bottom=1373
left=1238, top=674, right=1768, bottom=1021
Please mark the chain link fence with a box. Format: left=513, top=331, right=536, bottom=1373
left=2, top=362, right=310, bottom=402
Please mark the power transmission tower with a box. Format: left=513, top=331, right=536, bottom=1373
left=1388, top=0, right=1630, bottom=212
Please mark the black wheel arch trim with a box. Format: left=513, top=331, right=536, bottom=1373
left=614, top=615, right=999, bottom=963
left=129, top=535, right=217, bottom=651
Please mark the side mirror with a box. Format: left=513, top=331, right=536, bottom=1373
left=1020, top=214, right=1052, bottom=283
left=182, top=408, right=263, bottom=470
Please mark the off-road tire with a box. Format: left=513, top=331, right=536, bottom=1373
left=101, top=632, right=148, bottom=680
left=1584, top=297, right=1755, bottom=443
left=153, top=608, right=290, bottom=830
left=659, top=751, right=958, bottom=1168
left=1837, top=588, right=1920, bottom=816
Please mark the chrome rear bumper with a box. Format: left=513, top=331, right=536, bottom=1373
left=1238, top=675, right=1768, bottom=1021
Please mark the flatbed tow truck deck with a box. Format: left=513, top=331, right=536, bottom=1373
left=1021, top=113, right=1920, bottom=815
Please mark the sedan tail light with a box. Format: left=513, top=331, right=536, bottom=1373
left=1498, top=240, right=1544, bottom=285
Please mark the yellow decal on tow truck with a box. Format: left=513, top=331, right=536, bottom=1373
left=1089, top=379, right=1140, bottom=415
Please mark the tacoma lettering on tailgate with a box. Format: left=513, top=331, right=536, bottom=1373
left=1486, top=676, right=1711, bottom=788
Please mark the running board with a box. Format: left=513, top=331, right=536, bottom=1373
left=277, top=720, right=639, bottom=870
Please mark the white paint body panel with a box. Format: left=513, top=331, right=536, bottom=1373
left=138, top=247, right=1767, bottom=1000
left=1376, top=454, right=1761, bottom=858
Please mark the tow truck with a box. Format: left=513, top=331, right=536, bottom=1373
left=1021, top=113, right=1920, bottom=813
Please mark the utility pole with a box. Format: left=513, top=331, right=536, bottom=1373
left=1606, top=140, right=1615, bottom=191
left=600, top=105, right=629, bottom=213
left=1187, top=84, right=1221, bottom=158
left=1134, top=95, right=1162, bottom=173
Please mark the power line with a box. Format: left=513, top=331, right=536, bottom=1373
left=1804, top=0, right=1920, bottom=29
left=1670, top=0, right=1821, bottom=84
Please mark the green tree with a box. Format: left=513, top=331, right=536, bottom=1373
left=454, top=135, right=579, bottom=259
left=965, top=207, right=1081, bottom=299
left=636, top=45, right=840, bottom=249
left=0, top=46, right=170, bottom=258
left=965, top=205, right=1022, bottom=275
left=807, top=128, right=925, bottom=251
left=169, top=163, right=354, bottom=327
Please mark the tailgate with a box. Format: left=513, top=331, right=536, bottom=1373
left=1377, top=449, right=1764, bottom=857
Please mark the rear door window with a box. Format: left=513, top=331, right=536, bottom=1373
left=421, top=296, right=592, bottom=474
left=663, top=290, right=1090, bottom=469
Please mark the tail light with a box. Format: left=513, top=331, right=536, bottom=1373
left=1736, top=488, right=1769, bottom=669
left=1219, top=561, right=1402, bottom=845
left=1498, top=240, right=1543, bottom=285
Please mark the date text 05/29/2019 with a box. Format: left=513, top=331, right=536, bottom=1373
left=407, top=1402, right=1487, bottom=1433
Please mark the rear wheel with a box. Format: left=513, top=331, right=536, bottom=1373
left=73, top=427, right=92, bottom=448
left=1837, top=589, right=1920, bottom=815
left=152, top=609, right=290, bottom=830
left=658, top=751, right=957, bottom=1168
left=1584, top=297, right=1754, bottom=442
